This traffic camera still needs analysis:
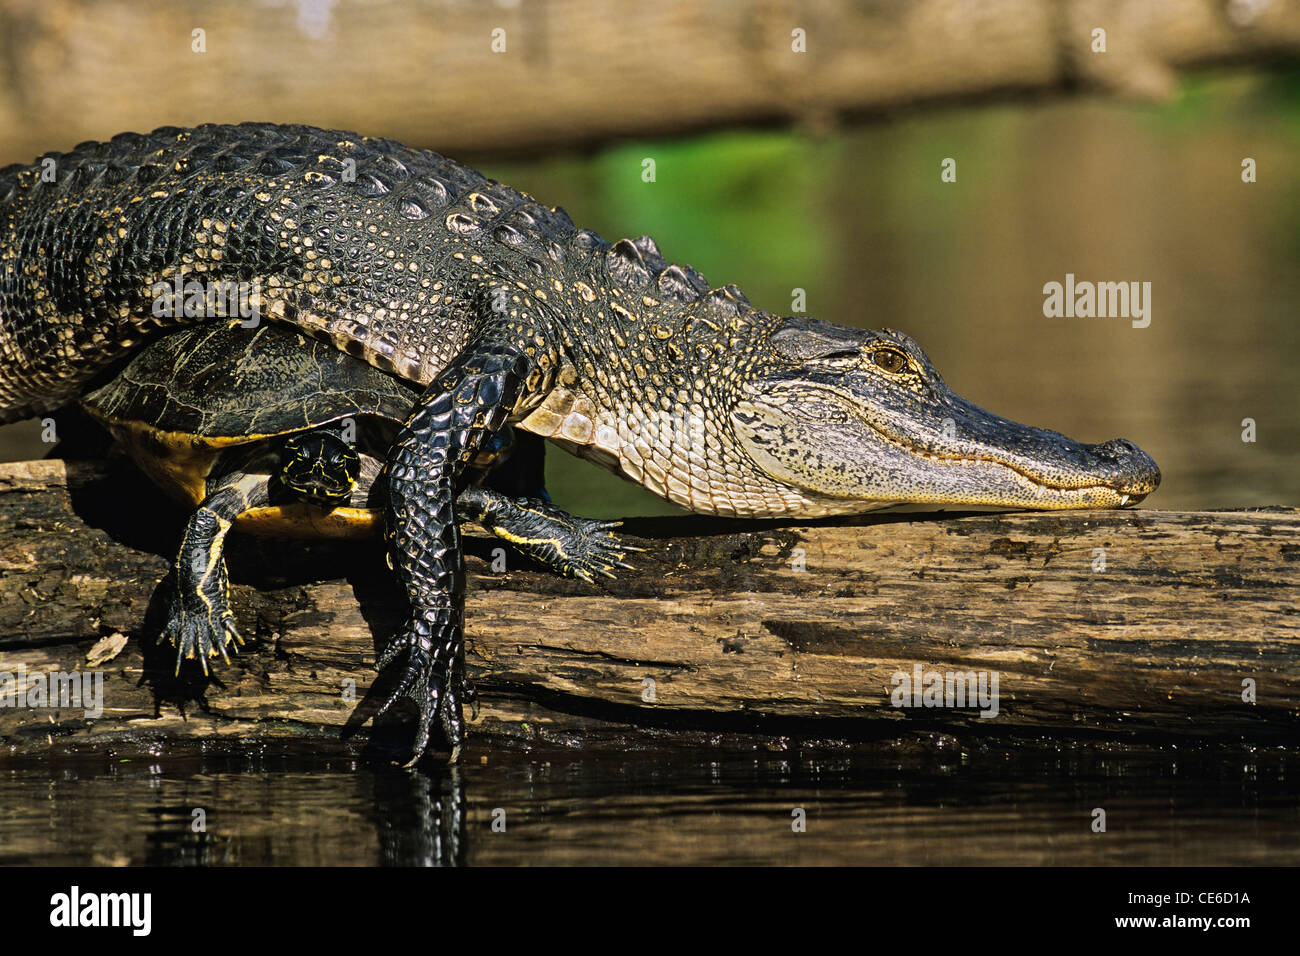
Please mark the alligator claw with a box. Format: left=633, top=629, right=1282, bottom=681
left=375, top=630, right=409, bottom=673
left=375, top=621, right=464, bottom=766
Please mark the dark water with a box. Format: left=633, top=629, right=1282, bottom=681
left=2, top=740, right=1295, bottom=866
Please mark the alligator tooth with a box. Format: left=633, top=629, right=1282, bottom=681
left=1035, top=484, right=1044, bottom=499
left=1120, top=494, right=1129, bottom=507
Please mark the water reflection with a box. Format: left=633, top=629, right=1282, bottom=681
left=371, top=767, right=466, bottom=867
left=1, top=742, right=1294, bottom=866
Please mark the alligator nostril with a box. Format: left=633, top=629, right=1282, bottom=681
left=1090, top=437, right=1161, bottom=493
left=1094, top=438, right=1140, bottom=463
left=1091, top=440, right=1119, bottom=463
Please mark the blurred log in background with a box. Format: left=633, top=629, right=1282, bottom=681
left=1, top=0, right=1299, bottom=160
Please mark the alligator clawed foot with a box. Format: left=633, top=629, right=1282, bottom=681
left=376, top=624, right=464, bottom=767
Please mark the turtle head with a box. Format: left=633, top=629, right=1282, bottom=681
left=279, top=431, right=361, bottom=507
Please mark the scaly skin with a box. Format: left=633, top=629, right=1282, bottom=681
left=169, top=473, right=266, bottom=672
left=0, top=123, right=1161, bottom=763
left=379, top=340, right=534, bottom=764
left=458, top=484, right=635, bottom=583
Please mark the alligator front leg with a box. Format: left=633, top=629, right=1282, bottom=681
left=378, top=342, right=534, bottom=766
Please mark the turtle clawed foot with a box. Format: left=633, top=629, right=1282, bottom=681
left=165, top=564, right=242, bottom=676
left=552, top=517, right=644, bottom=582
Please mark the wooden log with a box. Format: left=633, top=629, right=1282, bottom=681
left=1, top=0, right=1299, bottom=162
left=0, top=458, right=1296, bottom=757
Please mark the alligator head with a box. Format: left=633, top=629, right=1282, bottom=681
left=731, top=317, right=1160, bottom=513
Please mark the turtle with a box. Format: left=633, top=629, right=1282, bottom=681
left=79, top=321, right=634, bottom=686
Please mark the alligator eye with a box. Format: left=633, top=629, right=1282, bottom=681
left=871, top=348, right=909, bottom=374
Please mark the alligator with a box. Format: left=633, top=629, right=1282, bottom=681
left=0, top=123, right=1160, bottom=763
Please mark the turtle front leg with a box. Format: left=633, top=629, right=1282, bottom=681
left=457, top=486, right=640, bottom=582
left=379, top=342, right=534, bottom=766
left=168, top=472, right=269, bottom=674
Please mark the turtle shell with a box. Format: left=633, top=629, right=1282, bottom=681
left=83, top=322, right=419, bottom=438
left=80, top=322, right=421, bottom=533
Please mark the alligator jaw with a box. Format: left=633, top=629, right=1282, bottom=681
left=732, top=381, right=1161, bottom=514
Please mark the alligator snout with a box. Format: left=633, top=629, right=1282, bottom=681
left=1087, top=438, right=1161, bottom=500
left=736, top=325, right=1163, bottom=515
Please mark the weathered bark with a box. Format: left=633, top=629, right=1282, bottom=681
left=1, top=0, right=1298, bottom=161
left=0, top=458, right=1297, bottom=757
